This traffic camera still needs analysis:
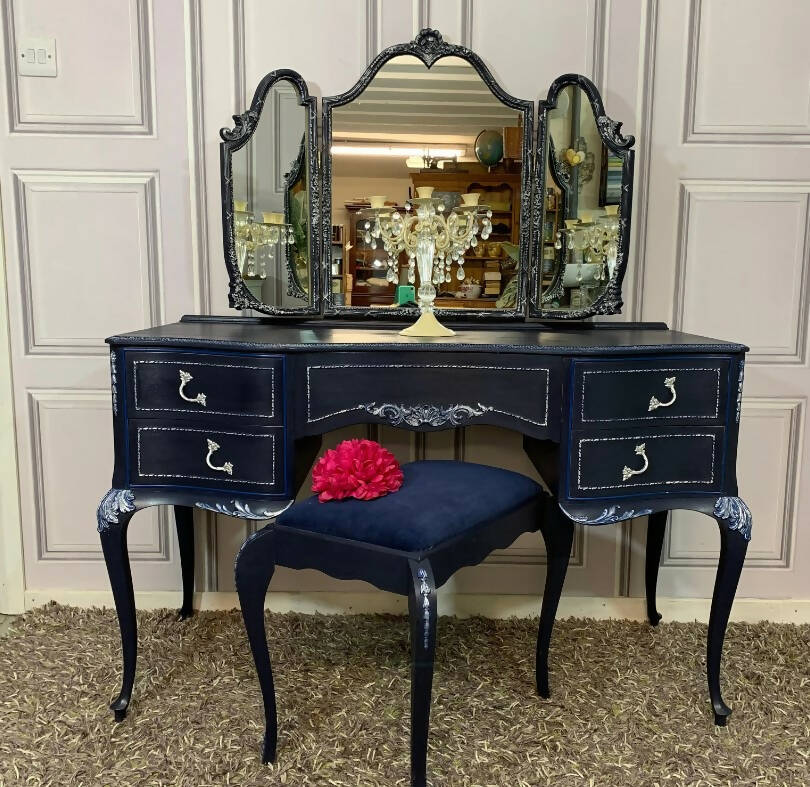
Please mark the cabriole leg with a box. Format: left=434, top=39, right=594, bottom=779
left=235, top=525, right=278, bottom=763
left=645, top=510, right=667, bottom=626
left=97, top=488, right=138, bottom=722
left=174, top=506, right=195, bottom=620
left=408, top=559, right=437, bottom=787
left=708, top=497, right=751, bottom=726
left=536, top=500, right=575, bottom=699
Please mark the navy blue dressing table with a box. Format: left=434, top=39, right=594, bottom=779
left=97, top=28, right=752, bottom=777
left=99, top=317, right=750, bottom=728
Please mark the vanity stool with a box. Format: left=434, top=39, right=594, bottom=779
left=235, top=460, right=546, bottom=787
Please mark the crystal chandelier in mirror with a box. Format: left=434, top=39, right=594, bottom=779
left=359, top=187, right=493, bottom=335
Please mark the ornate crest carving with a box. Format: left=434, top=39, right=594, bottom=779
left=568, top=506, right=652, bottom=525
left=596, top=115, right=635, bottom=149
left=97, top=488, right=136, bottom=533
left=219, top=109, right=260, bottom=143
left=363, top=402, right=494, bottom=427
left=195, top=500, right=293, bottom=520
left=714, top=497, right=752, bottom=541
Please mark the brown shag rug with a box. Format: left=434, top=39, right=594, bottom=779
left=0, top=605, right=808, bottom=786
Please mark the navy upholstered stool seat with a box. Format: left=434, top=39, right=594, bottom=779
left=236, top=459, right=548, bottom=787
left=278, top=460, right=542, bottom=551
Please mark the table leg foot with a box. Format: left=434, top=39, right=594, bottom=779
left=707, top=496, right=751, bottom=726
left=536, top=500, right=574, bottom=699
left=98, top=489, right=138, bottom=725
left=235, top=525, right=278, bottom=765
left=645, top=511, right=667, bottom=626
left=175, top=505, right=195, bottom=620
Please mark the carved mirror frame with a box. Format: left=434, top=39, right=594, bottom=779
left=321, top=29, right=534, bottom=321
left=220, top=69, right=320, bottom=316
left=528, top=74, right=635, bottom=319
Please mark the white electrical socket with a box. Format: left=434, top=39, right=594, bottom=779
left=18, top=37, right=57, bottom=77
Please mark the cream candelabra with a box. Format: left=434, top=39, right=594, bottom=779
left=360, top=187, right=492, bottom=336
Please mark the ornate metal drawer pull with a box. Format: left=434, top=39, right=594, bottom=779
left=622, top=442, right=649, bottom=481
left=648, top=376, right=677, bottom=411
left=178, top=370, right=207, bottom=407
left=205, top=439, right=233, bottom=476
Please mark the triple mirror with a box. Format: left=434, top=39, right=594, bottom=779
left=220, top=30, right=635, bottom=321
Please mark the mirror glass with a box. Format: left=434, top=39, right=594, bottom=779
left=539, top=84, right=621, bottom=312
left=328, top=55, right=527, bottom=313
left=231, top=79, right=312, bottom=308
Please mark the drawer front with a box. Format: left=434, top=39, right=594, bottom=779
left=127, top=351, right=282, bottom=423
left=573, top=357, right=731, bottom=426
left=302, top=352, right=556, bottom=437
left=568, top=428, right=724, bottom=499
left=129, top=422, right=285, bottom=494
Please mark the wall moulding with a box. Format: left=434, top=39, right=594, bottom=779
left=3, top=0, right=155, bottom=136
left=12, top=169, right=163, bottom=356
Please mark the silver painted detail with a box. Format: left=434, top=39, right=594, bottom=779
left=110, top=351, right=118, bottom=416
left=178, top=370, right=207, bottom=407
left=206, top=439, right=233, bottom=475
left=417, top=567, right=432, bottom=649
left=736, top=361, right=745, bottom=423
left=622, top=443, right=649, bottom=482
left=648, top=376, right=677, bottom=411
left=97, top=488, right=135, bottom=533
left=195, top=499, right=293, bottom=520
left=568, top=506, right=653, bottom=525
left=364, top=401, right=494, bottom=427
left=714, top=496, right=753, bottom=541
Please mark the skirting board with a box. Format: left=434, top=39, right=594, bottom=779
left=23, top=590, right=810, bottom=624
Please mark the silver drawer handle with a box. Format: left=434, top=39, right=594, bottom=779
left=206, top=438, right=233, bottom=476
left=622, top=442, right=649, bottom=481
left=648, top=376, right=677, bottom=411
left=178, top=370, right=207, bottom=407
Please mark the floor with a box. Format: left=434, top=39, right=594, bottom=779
left=0, top=614, right=16, bottom=637
left=1, top=604, right=808, bottom=786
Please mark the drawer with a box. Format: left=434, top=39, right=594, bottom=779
left=568, top=427, right=724, bottom=499
left=302, top=352, right=556, bottom=437
left=572, top=357, right=731, bottom=426
left=129, top=422, right=285, bottom=494
left=126, top=351, right=282, bottom=423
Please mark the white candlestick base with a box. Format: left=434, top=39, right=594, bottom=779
left=399, top=311, right=456, bottom=337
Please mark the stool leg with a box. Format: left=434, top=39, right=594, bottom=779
left=235, top=525, right=278, bottom=763
left=645, top=511, right=667, bottom=626
left=174, top=506, right=195, bottom=620
left=408, top=559, right=437, bottom=787
left=536, top=502, right=575, bottom=699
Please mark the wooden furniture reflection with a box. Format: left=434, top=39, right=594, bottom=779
left=412, top=167, right=520, bottom=307
left=344, top=201, right=409, bottom=308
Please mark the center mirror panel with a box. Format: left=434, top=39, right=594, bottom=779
left=323, top=34, right=533, bottom=319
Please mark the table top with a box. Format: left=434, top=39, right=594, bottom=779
left=107, top=316, right=748, bottom=356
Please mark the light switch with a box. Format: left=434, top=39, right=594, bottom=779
left=18, top=37, right=56, bottom=77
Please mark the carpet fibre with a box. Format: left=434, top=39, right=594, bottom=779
left=0, top=605, right=808, bottom=786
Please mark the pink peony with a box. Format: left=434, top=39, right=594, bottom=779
left=311, top=439, right=403, bottom=502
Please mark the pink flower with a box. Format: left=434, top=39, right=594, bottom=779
left=311, top=439, right=403, bottom=502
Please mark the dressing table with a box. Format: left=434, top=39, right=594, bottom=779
left=98, top=29, right=751, bottom=736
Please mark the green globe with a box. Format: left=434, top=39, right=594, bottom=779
left=474, top=129, right=504, bottom=167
